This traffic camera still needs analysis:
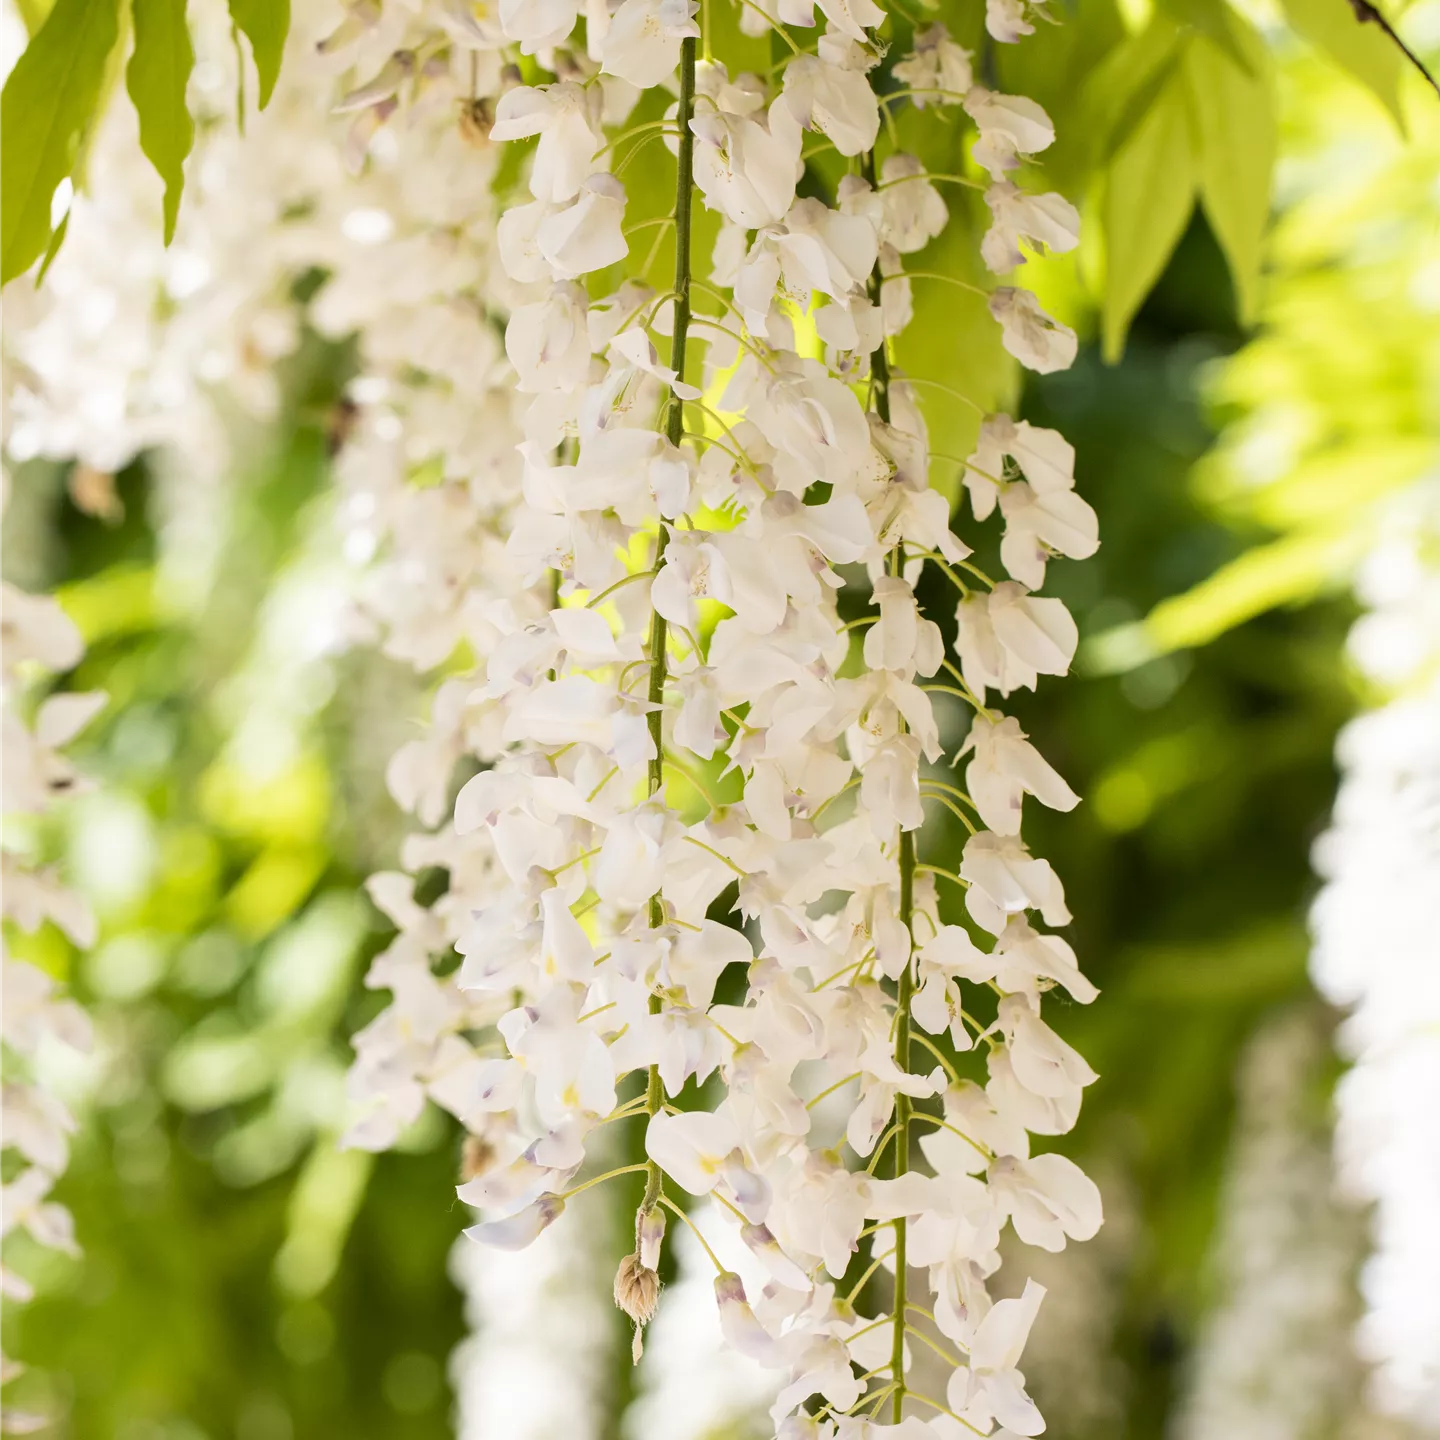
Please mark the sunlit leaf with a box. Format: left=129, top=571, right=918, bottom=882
left=1101, top=74, right=1196, bottom=361
left=1087, top=523, right=1372, bottom=670
left=1280, top=0, right=1404, bottom=127
left=34, top=207, right=70, bottom=285
left=126, top=0, right=195, bottom=244
left=1243, top=437, right=1435, bottom=527
left=1156, top=0, right=1256, bottom=73
left=53, top=563, right=158, bottom=642
left=1080, top=14, right=1185, bottom=166
left=1184, top=14, right=1275, bottom=326
left=275, top=1144, right=374, bottom=1298
left=0, top=0, right=121, bottom=285
left=223, top=845, right=327, bottom=940
left=227, top=0, right=289, bottom=109
left=14, top=0, right=55, bottom=36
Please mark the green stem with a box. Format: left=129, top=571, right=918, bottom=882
left=862, top=149, right=892, bottom=430
left=864, top=142, right=916, bottom=1425
left=890, top=828, right=914, bottom=1422
left=641, top=33, right=699, bottom=1221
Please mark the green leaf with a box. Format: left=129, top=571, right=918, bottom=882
left=0, top=0, right=121, bottom=285
left=1088, top=522, right=1373, bottom=667
left=1183, top=13, right=1275, bottom=326
left=126, top=0, right=195, bottom=244
left=1280, top=0, right=1404, bottom=127
left=1081, top=15, right=1185, bottom=166
left=14, top=0, right=55, bottom=34
left=227, top=0, right=289, bottom=109
left=1101, top=75, right=1196, bottom=362
left=34, top=208, right=70, bottom=285
left=1156, top=0, right=1256, bottom=73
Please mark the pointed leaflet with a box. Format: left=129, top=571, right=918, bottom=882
left=1183, top=13, right=1275, bottom=327
left=127, top=0, right=195, bottom=244
left=0, top=0, right=121, bottom=285
left=228, top=0, right=289, bottom=109
left=1156, top=0, right=1256, bottom=75
left=14, top=0, right=52, bottom=34
left=1079, top=15, right=1184, bottom=167
left=1279, top=0, right=1403, bottom=129
left=1101, top=74, right=1195, bottom=362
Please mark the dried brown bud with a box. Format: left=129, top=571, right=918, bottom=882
left=613, top=1251, right=661, bottom=1327
left=68, top=463, right=123, bottom=524
left=460, top=1133, right=494, bottom=1182
left=457, top=98, right=494, bottom=149
left=325, top=397, right=359, bottom=457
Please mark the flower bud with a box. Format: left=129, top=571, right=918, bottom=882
left=638, top=1206, right=666, bottom=1271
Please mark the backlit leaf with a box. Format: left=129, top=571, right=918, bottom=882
left=0, top=0, right=121, bottom=285
left=1156, top=0, right=1256, bottom=74
left=1184, top=12, right=1276, bottom=325
left=227, top=0, right=289, bottom=109
left=1086, top=522, right=1373, bottom=670
left=126, top=0, right=196, bottom=244
left=1101, top=75, right=1196, bottom=362
left=1280, top=0, right=1404, bottom=127
left=1081, top=15, right=1185, bottom=167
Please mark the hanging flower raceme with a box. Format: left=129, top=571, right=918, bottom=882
left=425, top=0, right=1106, bottom=1432
left=0, top=528, right=101, bottom=1431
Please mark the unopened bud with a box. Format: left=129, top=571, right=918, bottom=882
left=68, top=464, right=122, bottom=523
left=614, top=1251, right=661, bottom=1326
left=638, top=1206, right=666, bottom=1271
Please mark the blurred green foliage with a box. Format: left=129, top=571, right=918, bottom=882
left=4, top=6, right=1436, bottom=1439
left=2, top=337, right=466, bottom=1439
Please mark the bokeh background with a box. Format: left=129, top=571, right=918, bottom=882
left=2, top=0, right=1438, bottom=1436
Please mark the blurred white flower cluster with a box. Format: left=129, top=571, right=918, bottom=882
left=449, top=1188, right=615, bottom=1440
left=1311, top=483, right=1440, bottom=1430
left=1174, top=1010, right=1373, bottom=1440
left=0, top=497, right=102, bottom=1432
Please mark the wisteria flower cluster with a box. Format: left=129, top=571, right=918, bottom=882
left=0, top=526, right=101, bottom=1431
left=317, top=0, right=1107, bottom=1429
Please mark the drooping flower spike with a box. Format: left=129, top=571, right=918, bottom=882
left=390, top=0, right=1109, bottom=1430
